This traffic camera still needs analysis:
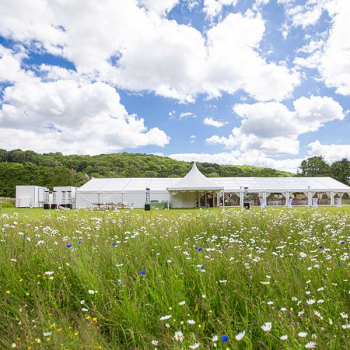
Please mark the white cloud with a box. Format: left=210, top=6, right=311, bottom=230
left=205, top=95, right=344, bottom=155
left=172, top=95, right=345, bottom=173
left=297, top=39, right=324, bottom=54
left=169, top=151, right=303, bottom=173
left=289, top=5, right=323, bottom=28
left=203, top=13, right=300, bottom=101
left=203, top=0, right=238, bottom=18
left=203, top=117, right=228, bottom=127
left=179, top=112, right=196, bottom=119
left=293, top=95, right=344, bottom=130
left=281, top=0, right=330, bottom=29
left=189, top=135, right=196, bottom=143
left=287, top=0, right=350, bottom=97
left=0, top=55, right=170, bottom=154
left=206, top=132, right=300, bottom=155
left=279, top=0, right=330, bottom=39
left=138, top=0, right=179, bottom=14
left=255, top=0, right=271, bottom=7
left=318, top=0, right=350, bottom=96
left=185, top=0, right=200, bottom=11
left=0, top=0, right=300, bottom=103
left=0, top=45, right=28, bottom=84
left=308, top=140, right=350, bottom=163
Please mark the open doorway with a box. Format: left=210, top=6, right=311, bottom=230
left=199, top=193, right=214, bottom=207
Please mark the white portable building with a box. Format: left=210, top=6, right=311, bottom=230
left=53, top=186, right=79, bottom=207
left=16, top=186, right=48, bottom=208
left=76, top=163, right=350, bottom=209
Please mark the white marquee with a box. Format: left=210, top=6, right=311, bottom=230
left=76, top=163, right=350, bottom=209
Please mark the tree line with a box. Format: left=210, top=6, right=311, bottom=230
left=298, top=156, right=350, bottom=186
left=0, top=149, right=291, bottom=197
left=0, top=150, right=348, bottom=198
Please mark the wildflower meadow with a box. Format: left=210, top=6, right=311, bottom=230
left=1, top=207, right=350, bottom=349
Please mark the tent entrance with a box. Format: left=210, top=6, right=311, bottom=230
left=199, top=193, right=215, bottom=207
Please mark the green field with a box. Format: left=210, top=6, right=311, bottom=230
left=1, top=207, right=350, bottom=349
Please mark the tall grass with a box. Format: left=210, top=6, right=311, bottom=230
left=0, top=198, right=15, bottom=208
left=0, top=208, right=350, bottom=349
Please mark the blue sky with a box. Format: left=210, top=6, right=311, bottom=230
left=0, top=0, right=349, bottom=172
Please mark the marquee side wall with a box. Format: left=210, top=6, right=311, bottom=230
left=76, top=191, right=170, bottom=209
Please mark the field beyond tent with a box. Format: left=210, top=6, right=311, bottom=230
left=1, top=208, right=350, bottom=349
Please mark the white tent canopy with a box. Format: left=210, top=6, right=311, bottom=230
left=210, top=176, right=350, bottom=192
left=77, top=176, right=350, bottom=193
left=76, top=163, right=350, bottom=209
left=167, top=163, right=223, bottom=192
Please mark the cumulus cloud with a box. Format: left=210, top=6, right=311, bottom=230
left=278, top=0, right=331, bottom=40
left=203, top=0, right=238, bottom=18
left=0, top=0, right=300, bottom=103
left=0, top=45, right=28, bottom=83
left=280, top=0, right=332, bottom=29
left=256, top=0, right=270, bottom=5
left=293, top=0, right=350, bottom=97
left=203, top=117, right=228, bottom=127
left=308, top=140, right=350, bottom=163
left=0, top=48, right=170, bottom=154
left=317, top=0, right=350, bottom=96
left=203, top=12, right=300, bottom=101
left=138, top=0, right=179, bottom=14
left=206, top=132, right=300, bottom=155
left=170, top=95, right=345, bottom=172
left=206, top=95, right=344, bottom=156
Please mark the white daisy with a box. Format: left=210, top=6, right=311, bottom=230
left=235, top=330, right=245, bottom=341
left=174, top=331, right=184, bottom=342
left=261, top=322, right=272, bottom=332
left=160, top=315, right=172, bottom=321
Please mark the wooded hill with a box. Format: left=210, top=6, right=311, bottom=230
left=0, top=149, right=292, bottom=197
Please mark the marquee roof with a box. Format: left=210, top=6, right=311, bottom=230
left=167, top=163, right=223, bottom=192
left=78, top=166, right=350, bottom=193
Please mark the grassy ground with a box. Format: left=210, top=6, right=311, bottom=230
left=2, top=205, right=350, bottom=220
left=0, top=198, right=15, bottom=209
left=1, top=207, right=350, bottom=349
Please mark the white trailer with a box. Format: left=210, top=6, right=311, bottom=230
left=16, top=186, right=48, bottom=208
left=53, top=186, right=79, bottom=208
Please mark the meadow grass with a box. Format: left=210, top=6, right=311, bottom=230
left=1, top=207, right=350, bottom=349
left=0, top=198, right=15, bottom=209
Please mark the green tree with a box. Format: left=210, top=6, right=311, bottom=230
left=298, top=156, right=331, bottom=177
left=8, top=149, right=26, bottom=164
left=331, top=158, right=350, bottom=185
left=0, top=149, right=8, bottom=162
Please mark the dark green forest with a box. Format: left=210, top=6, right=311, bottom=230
left=0, top=149, right=349, bottom=197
